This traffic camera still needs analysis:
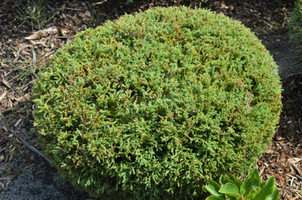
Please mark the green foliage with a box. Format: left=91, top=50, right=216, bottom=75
left=288, top=0, right=302, bottom=56
left=205, top=168, right=279, bottom=200
left=32, top=6, right=282, bottom=200
left=125, top=0, right=134, bottom=5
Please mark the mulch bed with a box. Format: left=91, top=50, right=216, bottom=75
left=270, top=74, right=302, bottom=199
left=0, top=0, right=301, bottom=199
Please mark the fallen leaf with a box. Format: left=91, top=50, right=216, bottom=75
left=16, top=93, right=31, bottom=103
left=25, top=27, right=58, bottom=40
left=60, top=28, right=70, bottom=36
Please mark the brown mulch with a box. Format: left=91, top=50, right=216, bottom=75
left=0, top=0, right=301, bottom=199
left=268, top=74, right=302, bottom=200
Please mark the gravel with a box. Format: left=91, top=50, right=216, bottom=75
left=0, top=126, right=90, bottom=200
left=0, top=163, right=78, bottom=200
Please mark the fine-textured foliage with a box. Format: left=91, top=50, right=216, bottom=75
left=32, top=6, right=282, bottom=200
left=288, top=0, right=302, bottom=56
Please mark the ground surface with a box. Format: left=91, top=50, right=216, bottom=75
left=0, top=0, right=302, bottom=199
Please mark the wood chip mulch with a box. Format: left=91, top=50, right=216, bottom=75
left=265, top=74, right=302, bottom=200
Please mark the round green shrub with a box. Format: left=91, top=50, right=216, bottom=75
left=32, top=6, right=282, bottom=200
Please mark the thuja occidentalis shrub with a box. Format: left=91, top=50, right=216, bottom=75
left=32, top=6, right=282, bottom=200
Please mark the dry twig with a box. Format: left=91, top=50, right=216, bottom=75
left=7, top=129, right=52, bottom=164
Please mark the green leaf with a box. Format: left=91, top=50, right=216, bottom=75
left=219, top=183, right=241, bottom=198
left=266, top=185, right=279, bottom=200
left=219, top=175, right=231, bottom=185
left=246, top=176, right=275, bottom=200
left=236, top=179, right=244, bottom=194
left=230, top=175, right=237, bottom=183
left=240, top=169, right=260, bottom=195
left=253, top=176, right=275, bottom=200
left=206, top=197, right=226, bottom=200
left=230, top=175, right=243, bottom=193
left=246, top=187, right=262, bottom=200
left=225, top=194, right=238, bottom=200
left=205, top=180, right=225, bottom=198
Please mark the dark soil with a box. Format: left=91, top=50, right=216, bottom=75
left=260, top=31, right=302, bottom=80
left=0, top=0, right=302, bottom=199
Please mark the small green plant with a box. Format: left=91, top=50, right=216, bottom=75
left=205, top=168, right=279, bottom=200
left=16, top=0, right=56, bottom=30
left=288, top=0, right=302, bottom=56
